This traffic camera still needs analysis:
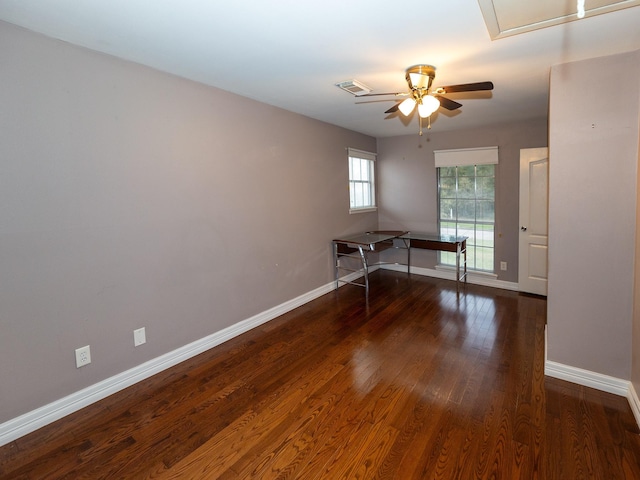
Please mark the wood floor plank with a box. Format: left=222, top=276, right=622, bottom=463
left=1, top=271, right=640, bottom=479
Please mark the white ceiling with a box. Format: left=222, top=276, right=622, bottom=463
left=1, top=0, right=639, bottom=138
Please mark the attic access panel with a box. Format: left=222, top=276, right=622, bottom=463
left=478, top=0, right=640, bottom=39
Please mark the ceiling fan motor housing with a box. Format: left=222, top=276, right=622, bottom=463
left=405, top=65, right=436, bottom=91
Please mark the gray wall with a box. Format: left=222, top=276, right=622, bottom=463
left=635, top=111, right=640, bottom=399
left=547, top=50, right=640, bottom=380
left=0, top=21, right=377, bottom=423
left=376, top=118, right=548, bottom=283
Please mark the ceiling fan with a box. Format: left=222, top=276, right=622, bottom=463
left=358, top=65, right=494, bottom=135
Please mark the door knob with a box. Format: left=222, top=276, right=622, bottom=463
left=521, top=226, right=527, bottom=231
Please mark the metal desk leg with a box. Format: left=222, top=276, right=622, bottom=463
left=333, top=241, right=339, bottom=289
left=405, top=238, right=411, bottom=275
left=456, top=243, right=461, bottom=293
left=358, top=246, right=369, bottom=293
left=463, top=242, right=467, bottom=287
left=455, top=240, right=468, bottom=293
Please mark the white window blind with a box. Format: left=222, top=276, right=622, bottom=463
left=434, top=146, right=499, bottom=168
left=347, top=148, right=376, bottom=162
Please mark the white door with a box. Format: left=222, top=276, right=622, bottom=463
left=519, top=147, right=548, bottom=295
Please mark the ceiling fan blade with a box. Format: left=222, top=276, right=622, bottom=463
left=356, top=92, right=409, bottom=97
left=434, top=95, right=462, bottom=111
left=385, top=102, right=402, bottom=114
left=438, top=81, right=494, bottom=93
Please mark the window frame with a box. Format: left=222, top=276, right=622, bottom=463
left=347, top=148, right=377, bottom=214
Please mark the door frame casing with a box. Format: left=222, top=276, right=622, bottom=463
left=518, top=147, right=549, bottom=296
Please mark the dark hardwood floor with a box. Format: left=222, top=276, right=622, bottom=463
left=1, top=271, right=639, bottom=479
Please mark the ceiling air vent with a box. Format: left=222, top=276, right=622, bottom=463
left=335, top=79, right=371, bottom=96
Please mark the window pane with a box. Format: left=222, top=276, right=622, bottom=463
left=439, top=199, right=457, bottom=220
left=475, top=224, right=494, bottom=247
left=439, top=176, right=457, bottom=199
left=360, top=158, right=370, bottom=181
left=351, top=158, right=361, bottom=180
left=477, top=200, right=494, bottom=222
left=350, top=183, right=359, bottom=207
left=466, top=248, right=477, bottom=270
left=440, top=221, right=457, bottom=236
left=439, top=166, right=456, bottom=177
left=458, top=165, right=475, bottom=177
left=457, top=176, right=475, bottom=199
left=457, top=222, right=476, bottom=242
left=360, top=159, right=370, bottom=181
left=476, top=177, right=494, bottom=199
left=476, top=164, right=494, bottom=176
left=457, top=200, right=476, bottom=221
left=458, top=222, right=476, bottom=240
left=441, top=251, right=456, bottom=265
left=437, top=164, right=495, bottom=272
left=352, top=182, right=369, bottom=208
left=361, top=183, right=370, bottom=206
left=475, top=247, right=494, bottom=270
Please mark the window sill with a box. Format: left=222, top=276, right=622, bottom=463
left=349, top=207, right=377, bottom=214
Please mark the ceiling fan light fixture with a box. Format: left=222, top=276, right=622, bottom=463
left=418, top=95, right=440, bottom=118
left=398, top=97, right=417, bottom=116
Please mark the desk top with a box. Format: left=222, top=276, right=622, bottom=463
left=400, top=232, right=468, bottom=244
left=333, top=231, right=466, bottom=247
left=332, top=230, right=407, bottom=246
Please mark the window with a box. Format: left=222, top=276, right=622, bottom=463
left=348, top=148, right=376, bottom=213
left=435, top=147, right=498, bottom=272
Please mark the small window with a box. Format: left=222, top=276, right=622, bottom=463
left=348, top=148, right=376, bottom=213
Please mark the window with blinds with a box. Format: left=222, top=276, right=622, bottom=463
left=348, top=148, right=376, bottom=213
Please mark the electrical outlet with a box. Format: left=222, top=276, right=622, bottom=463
left=134, top=327, right=146, bottom=347
left=500, top=261, right=507, bottom=271
left=75, top=345, right=91, bottom=368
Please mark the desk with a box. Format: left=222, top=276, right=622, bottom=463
left=332, top=231, right=467, bottom=293
left=400, top=233, right=468, bottom=291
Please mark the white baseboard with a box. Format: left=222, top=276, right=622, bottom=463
left=545, top=360, right=631, bottom=397
left=545, top=320, right=640, bottom=430
left=628, top=382, right=640, bottom=429
left=381, top=264, right=519, bottom=291
left=0, top=279, right=339, bottom=447
left=545, top=360, right=640, bottom=430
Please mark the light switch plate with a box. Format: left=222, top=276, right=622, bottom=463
left=134, top=327, right=146, bottom=347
